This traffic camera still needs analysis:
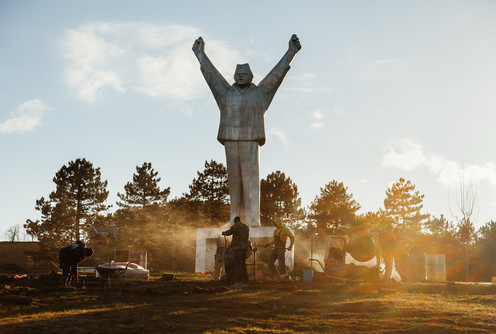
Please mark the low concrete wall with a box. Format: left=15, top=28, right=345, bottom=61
left=0, top=242, right=40, bottom=270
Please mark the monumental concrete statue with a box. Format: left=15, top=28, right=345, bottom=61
left=192, top=34, right=301, bottom=227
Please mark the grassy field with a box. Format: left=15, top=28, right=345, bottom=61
left=1, top=272, right=495, bottom=333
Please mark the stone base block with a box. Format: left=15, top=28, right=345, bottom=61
left=195, top=226, right=294, bottom=274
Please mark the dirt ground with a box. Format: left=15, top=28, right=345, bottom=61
left=1, top=271, right=496, bottom=333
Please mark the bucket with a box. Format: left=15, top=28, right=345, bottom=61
left=425, top=254, right=446, bottom=282
left=303, top=269, right=313, bottom=282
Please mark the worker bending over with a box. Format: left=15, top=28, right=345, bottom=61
left=59, top=241, right=93, bottom=288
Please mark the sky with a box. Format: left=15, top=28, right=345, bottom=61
left=1, top=0, right=496, bottom=239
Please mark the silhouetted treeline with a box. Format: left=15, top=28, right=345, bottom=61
left=23, top=158, right=496, bottom=279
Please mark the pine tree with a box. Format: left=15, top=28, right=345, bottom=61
left=260, top=171, right=304, bottom=227
left=383, top=178, right=429, bottom=232
left=356, top=211, right=383, bottom=234
left=425, top=214, right=456, bottom=237
left=308, top=180, right=361, bottom=234
left=178, top=160, right=230, bottom=226
left=117, top=162, right=170, bottom=209
left=476, top=220, right=496, bottom=243
left=113, top=162, right=171, bottom=249
left=25, top=158, right=109, bottom=249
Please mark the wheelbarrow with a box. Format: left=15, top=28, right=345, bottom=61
left=95, top=261, right=130, bottom=288
left=309, top=258, right=366, bottom=291
left=309, top=234, right=380, bottom=291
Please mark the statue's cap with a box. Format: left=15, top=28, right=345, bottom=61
left=235, top=63, right=253, bottom=76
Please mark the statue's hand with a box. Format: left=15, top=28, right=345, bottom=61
left=192, top=37, right=205, bottom=54
left=288, top=34, right=301, bottom=53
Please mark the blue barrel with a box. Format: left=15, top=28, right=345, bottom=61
left=303, top=269, right=313, bottom=282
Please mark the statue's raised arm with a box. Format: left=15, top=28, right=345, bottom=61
left=275, top=34, right=302, bottom=66
left=192, top=36, right=230, bottom=101
left=258, top=34, right=302, bottom=102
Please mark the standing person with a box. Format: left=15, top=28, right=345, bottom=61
left=222, top=216, right=250, bottom=284
left=264, top=219, right=294, bottom=277
left=392, top=229, right=415, bottom=282
left=59, top=241, right=93, bottom=288
left=212, top=237, right=226, bottom=281
left=378, top=224, right=395, bottom=282
left=192, top=35, right=301, bottom=227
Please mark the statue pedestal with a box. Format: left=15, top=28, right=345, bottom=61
left=195, top=226, right=294, bottom=274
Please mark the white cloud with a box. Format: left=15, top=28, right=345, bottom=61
left=310, top=122, right=324, bottom=129
left=309, top=108, right=334, bottom=129
left=66, top=65, right=124, bottom=103
left=382, top=138, right=496, bottom=187
left=310, top=109, right=325, bottom=128
left=0, top=99, right=49, bottom=134
left=313, top=110, right=325, bottom=120
left=135, top=24, right=200, bottom=49
left=269, top=127, right=289, bottom=145
left=61, top=22, right=241, bottom=104
left=62, top=24, right=126, bottom=103
left=382, top=138, right=427, bottom=171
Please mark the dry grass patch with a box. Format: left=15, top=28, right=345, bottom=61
left=1, top=273, right=495, bottom=333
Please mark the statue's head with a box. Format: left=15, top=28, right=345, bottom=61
left=234, top=63, right=253, bottom=87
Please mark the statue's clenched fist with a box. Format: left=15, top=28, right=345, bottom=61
left=192, top=37, right=205, bottom=55
left=289, top=34, right=301, bottom=53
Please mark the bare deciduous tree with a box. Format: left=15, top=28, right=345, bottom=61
left=450, top=166, right=478, bottom=281
left=5, top=224, right=21, bottom=242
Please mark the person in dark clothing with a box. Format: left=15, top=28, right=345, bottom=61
left=222, top=216, right=250, bottom=284
left=59, top=241, right=94, bottom=287
left=224, top=246, right=236, bottom=285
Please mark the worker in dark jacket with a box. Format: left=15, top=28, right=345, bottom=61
left=59, top=241, right=93, bottom=287
left=222, top=216, right=250, bottom=284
